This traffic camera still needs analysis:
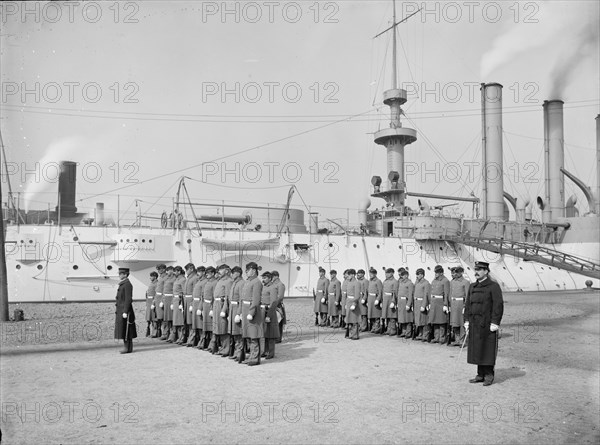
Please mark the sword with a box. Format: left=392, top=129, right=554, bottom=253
left=453, top=328, right=469, bottom=374
left=125, top=312, right=130, bottom=341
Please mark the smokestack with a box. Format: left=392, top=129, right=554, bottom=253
left=543, top=100, right=565, bottom=220
left=55, top=161, right=77, bottom=217
left=95, top=203, right=105, bottom=226
left=480, top=83, right=504, bottom=221
left=309, top=212, right=319, bottom=234
left=596, top=114, right=600, bottom=215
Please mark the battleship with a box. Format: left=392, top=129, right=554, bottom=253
left=1, top=3, right=599, bottom=303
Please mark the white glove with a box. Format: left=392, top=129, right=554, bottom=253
left=443, top=306, right=448, bottom=313
left=170, top=304, right=173, bottom=310
left=234, top=314, right=241, bottom=323
left=406, top=305, right=410, bottom=311
left=426, top=305, right=430, bottom=311
left=196, top=309, right=202, bottom=315
left=247, top=314, right=253, bottom=321
left=209, top=310, right=213, bottom=317
left=321, top=297, right=326, bottom=303
left=265, top=316, right=271, bottom=323
left=361, top=299, right=366, bottom=304
left=374, top=299, right=379, bottom=305
left=464, top=321, right=469, bottom=330
left=159, top=302, right=164, bottom=308
left=151, top=305, right=155, bottom=309
left=350, top=305, right=356, bottom=310
left=189, top=306, right=193, bottom=312
left=122, top=313, right=127, bottom=318
left=220, top=311, right=226, bottom=318
left=490, top=323, right=499, bottom=332
left=462, top=308, right=464, bottom=314
left=390, top=302, right=395, bottom=309
left=336, top=301, right=341, bottom=306
left=179, top=305, right=183, bottom=310
left=420, top=307, right=425, bottom=312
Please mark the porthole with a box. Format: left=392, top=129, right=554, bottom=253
left=37, top=265, right=43, bottom=270
left=377, top=245, right=380, bottom=249
left=329, top=243, right=333, bottom=247
left=353, top=244, right=357, bottom=248
left=73, top=236, right=79, bottom=242
left=187, top=239, right=192, bottom=244
left=107, top=265, right=113, bottom=270
left=16, top=265, right=21, bottom=270
left=73, top=265, right=79, bottom=270
left=296, top=266, right=301, bottom=271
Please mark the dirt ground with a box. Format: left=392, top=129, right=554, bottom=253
left=1, top=290, right=599, bottom=444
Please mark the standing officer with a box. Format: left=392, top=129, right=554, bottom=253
left=260, top=271, right=280, bottom=360
left=145, top=271, right=158, bottom=337
left=429, top=265, right=450, bottom=344
left=396, top=268, right=414, bottom=338
left=199, top=266, right=217, bottom=350
left=187, top=266, right=206, bottom=347
left=344, top=269, right=361, bottom=340
left=356, top=269, right=368, bottom=332
left=179, top=263, right=198, bottom=345
left=271, top=271, right=286, bottom=344
left=152, top=264, right=166, bottom=338
left=340, top=270, right=349, bottom=329
left=449, top=266, right=470, bottom=346
left=160, top=266, right=176, bottom=341
left=314, top=267, right=330, bottom=327
left=115, top=268, right=136, bottom=354
left=367, top=268, right=383, bottom=334
left=228, top=266, right=245, bottom=359
left=168, top=266, right=186, bottom=343
left=382, top=268, right=398, bottom=335
left=414, top=268, right=431, bottom=341
left=212, top=264, right=233, bottom=356
left=464, top=261, right=504, bottom=386
left=327, top=270, right=342, bottom=328
left=240, top=262, right=264, bottom=366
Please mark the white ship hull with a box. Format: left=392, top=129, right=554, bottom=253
left=5, top=224, right=598, bottom=302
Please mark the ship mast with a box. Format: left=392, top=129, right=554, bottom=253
left=371, top=1, right=418, bottom=216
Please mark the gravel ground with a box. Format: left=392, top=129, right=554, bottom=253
left=1, top=290, right=599, bottom=444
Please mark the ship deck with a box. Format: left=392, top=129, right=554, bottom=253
left=1, top=290, right=599, bottom=444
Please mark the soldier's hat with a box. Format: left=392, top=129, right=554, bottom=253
left=245, top=262, right=259, bottom=271
left=385, top=267, right=395, bottom=274
left=399, top=269, right=409, bottom=276
left=205, top=266, right=216, bottom=273
left=318, top=267, right=325, bottom=273
left=347, top=269, right=356, bottom=275
left=150, top=271, right=158, bottom=278
left=330, top=270, right=337, bottom=275
left=416, top=268, right=425, bottom=275
left=184, top=262, right=195, bottom=270
left=369, top=267, right=377, bottom=274
left=118, top=267, right=130, bottom=274
left=165, top=265, right=174, bottom=271
left=271, top=270, right=280, bottom=277
left=156, top=263, right=166, bottom=270
left=174, top=265, right=185, bottom=274
left=231, top=266, right=243, bottom=274
left=197, top=266, right=206, bottom=272
left=434, top=264, right=444, bottom=273
left=357, top=269, right=365, bottom=274
left=261, top=271, right=272, bottom=278
left=217, top=264, right=230, bottom=271
left=454, top=266, right=464, bottom=273
left=474, top=261, right=490, bottom=270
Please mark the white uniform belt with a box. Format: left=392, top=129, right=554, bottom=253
left=185, top=294, right=192, bottom=297
left=347, top=295, right=355, bottom=299
left=204, top=299, right=211, bottom=303
left=317, top=290, right=324, bottom=293
left=384, top=292, right=392, bottom=295
left=400, top=297, right=407, bottom=300
left=452, top=297, right=464, bottom=301
left=164, top=293, right=173, bottom=297
left=369, top=293, right=376, bottom=296
left=329, top=293, right=335, bottom=296
left=242, top=301, right=251, bottom=305
left=416, top=297, right=423, bottom=301
left=231, top=301, right=239, bottom=305
left=156, top=292, right=163, bottom=296
left=193, top=297, right=200, bottom=301
left=432, top=295, right=443, bottom=299
left=147, top=296, right=154, bottom=299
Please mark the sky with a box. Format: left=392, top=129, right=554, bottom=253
left=1, top=0, right=599, bottom=228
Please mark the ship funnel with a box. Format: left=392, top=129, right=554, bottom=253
left=596, top=114, right=600, bottom=214
left=480, top=83, right=504, bottom=221
left=55, top=161, right=77, bottom=217
left=95, top=203, right=105, bottom=226
left=543, top=100, right=565, bottom=220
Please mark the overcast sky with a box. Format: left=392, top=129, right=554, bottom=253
left=1, top=0, right=598, bottom=226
